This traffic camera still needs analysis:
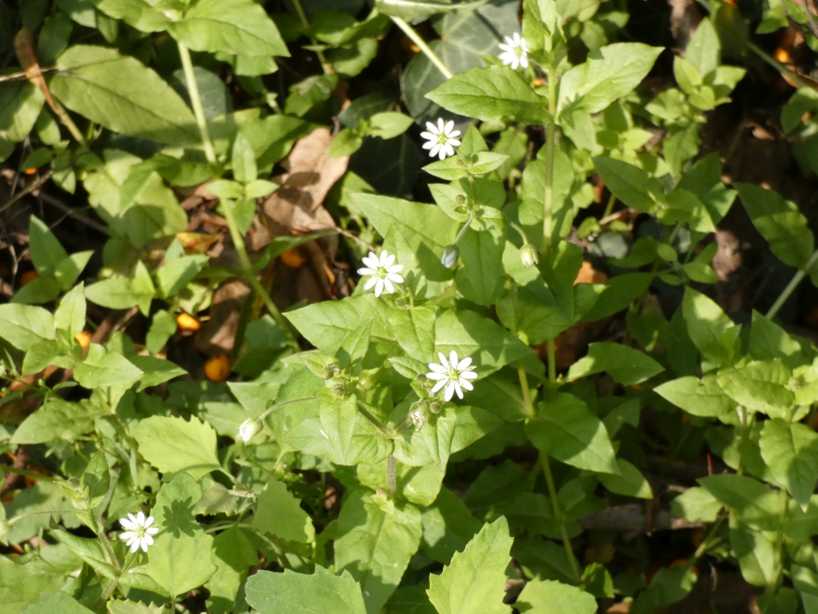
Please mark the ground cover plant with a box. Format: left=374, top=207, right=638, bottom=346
left=7, top=0, right=818, bottom=612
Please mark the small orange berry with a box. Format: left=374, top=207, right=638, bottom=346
left=74, top=331, right=92, bottom=352
left=280, top=248, right=306, bottom=268
left=19, top=270, right=38, bottom=286
left=23, top=167, right=38, bottom=176
left=774, top=47, right=792, bottom=64
left=176, top=312, right=201, bottom=333
left=204, top=355, right=231, bottom=382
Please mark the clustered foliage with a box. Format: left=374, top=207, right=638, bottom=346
left=4, top=0, right=818, bottom=612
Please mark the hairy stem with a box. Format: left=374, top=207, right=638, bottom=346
left=766, top=249, right=818, bottom=319
left=177, top=42, right=216, bottom=164
left=391, top=17, right=453, bottom=79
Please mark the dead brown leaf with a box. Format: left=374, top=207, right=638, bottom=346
left=195, top=280, right=250, bottom=355
left=251, top=127, right=349, bottom=250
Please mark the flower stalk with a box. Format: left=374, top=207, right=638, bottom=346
left=391, top=17, right=453, bottom=79
left=177, top=42, right=216, bottom=165
left=766, top=248, right=818, bottom=319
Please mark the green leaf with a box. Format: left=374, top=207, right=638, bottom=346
left=736, top=183, right=815, bottom=270
left=717, top=360, right=794, bottom=419
left=730, top=526, right=780, bottom=587
left=170, top=0, right=289, bottom=58
left=130, top=415, right=220, bottom=478
left=155, top=253, right=208, bottom=299
left=369, top=112, right=413, bottom=139
left=21, top=591, right=94, bottom=614
left=567, top=342, right=664, bottom=385
left=558, top=43, right=664, bottom=117
left=681, top=287, right=740, bottom=367
left=685, top=18, right=720, bottom=76
left=400, top=1, right=518, bottom=120
left=654, top=375, right=735, bottom=420
left=11, top=397, right=97, bottom=444
left=527, top=393, right=618, bottom=474
left=434, top=309, right=533, bottom=373
left=231, top=132, right=257, bottom=184
left=759, top=419, right=818, bottom=508
left=28, top=216, right=68, bottom=277
left=85, top=261, right=156, bottom=315
left=631, top=566, right=696, bottom=614
left=283, top=394, right=391, bottom=466
left=245, top=567, right=366, bottom=614
left=252, top=479, right=315, bottom=544
left=593, top=157, right=661, bottom=213
left=671, top=486, right=722, bottom=522
left=426, top=66, right=547, bottom=123
left=516, top=579, right=596, bottom=614
left=699, top=474, right=784, bottom=530
left=335, top=491, right=423, bottom=613
left=91, top=0, right=170, bottom=32
left=598, top=459, right=653, bottom=499
left=54, top=283, right=86, bottom=337
left=455, top=229, right=504, bottom=305
left=143, top=532, right=217, bottom=598
left=74, top=344, right=143, bottom=389
left=0, top=82, right=44, bottom=143
left=0, top=303, right=55, bottom=351
left=285, top=294, right=379, bottom=355
left=376, top=0, right=489, bottom=19
left=427, top=516, right=513, bottom=614
left=51, top=45, right=197, bottom=145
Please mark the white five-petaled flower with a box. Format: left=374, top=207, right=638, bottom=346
left=237, top=419, right=258, bottom=443
left=119, top=511, right=159, bottom=553
left=498, top=33, right=529, bottom=70
left=426, top=351, right=478, bottom=401
left=357, top=250, right=404, bottom=297
left=420, top=119, right=461, bottom=160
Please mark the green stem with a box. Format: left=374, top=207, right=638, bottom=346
left=546, top=340, right=557, bottom=383
left=766, top=249, right=818, bottom=319
left=391, top=17, right=453, bottom=79
left=289, top=0, right=332, bottom=74
left=222, top=201, right=298, bottom=349
left=602, top=193, right=617, bottom=220
left=748, top=41, right=813, bottom=89
left=540, top=453, right=581, bottom=581
left=542, top=65, right=560, bottom=251
left=178, top=42, right=216, bottom=164
left=517, top=366, right=535, bottom=419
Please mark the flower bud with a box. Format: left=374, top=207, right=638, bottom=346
left=441, top=245, right=459, bottom=269
left=236, top=419, right=259, bottom=443
left=520, top=244, right=538, bottom=267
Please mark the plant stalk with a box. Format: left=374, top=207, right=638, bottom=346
left=540, top=453, right=581, bottom=581
left=289, top=0, right=333, bottom=74
left=542, top=66, right=561, bottom=384
left=766, top=249, right=818, bottom=319
left=222, top=201, right=298, bottom=349
left=177, top=42, right=216, bottom=165
left=517, top=366, right=535, bottom=419
left=391, top=17, right=453, bottom=79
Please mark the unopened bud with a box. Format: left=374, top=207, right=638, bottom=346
left=441, top=245, right=459, bottom=269
left=520, top=244, right=538, bottom=267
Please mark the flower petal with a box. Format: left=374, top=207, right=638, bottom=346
left=430, top=379, right=447, bottom=394
left=454, top=382, right=464, bottom=399
left=457, top=356, right=472, bottom=370
left=444, top=381, right=456, bottom=401
left=426, top=371, right=447, bottom=381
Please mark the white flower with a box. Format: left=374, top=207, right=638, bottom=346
left=426, top=351, right=478, bottom=401
left=498, top=33, right=529, bottom=70
left=237, top=419, right=258, bottom=443
left=357, top=250, right=404, bottom=297
left=119, top=511, right=159, bottom=553
left=420, top=119, right=461, bottom=160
